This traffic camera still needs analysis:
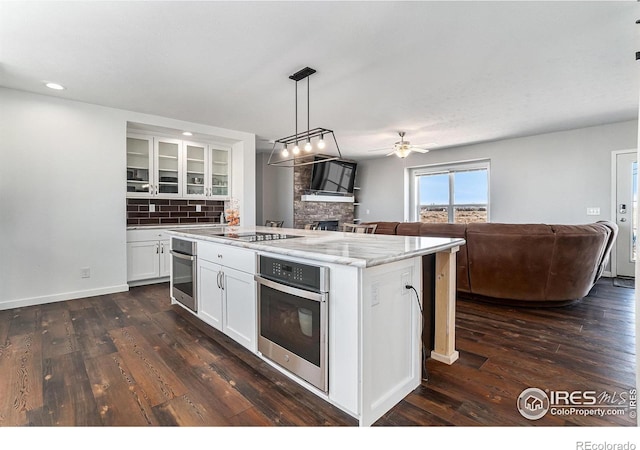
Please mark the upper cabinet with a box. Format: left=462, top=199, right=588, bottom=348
left=126, top=134, right=153, bottom=196
left=210, top=148, right=230, bottom=197
left=156, top=137, right=182, bottom=197
left=184, top=142, right=230, bottom=199
left=127, top=133, right=231, bottom=200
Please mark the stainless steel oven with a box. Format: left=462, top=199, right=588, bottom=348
left=170, top=238, right=197, bottom=312
left=255, top=255, right=329, bottom=392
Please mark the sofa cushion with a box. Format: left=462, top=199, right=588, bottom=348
left=396, top=222, right=422, bottom=236
left=546, top=223, right=610, bottom=300
left=466, top=223, right=556, bottom=301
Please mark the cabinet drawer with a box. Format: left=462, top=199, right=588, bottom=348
left=198, top=241, right=255, bottom=273
left=127, top=228, right=170, bottom=242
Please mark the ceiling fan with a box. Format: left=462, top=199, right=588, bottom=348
left=369, top=131, right=433, bottom=158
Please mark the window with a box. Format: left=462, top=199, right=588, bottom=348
left=409, top=160, right=490, bottom=224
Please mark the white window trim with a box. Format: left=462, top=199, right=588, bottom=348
left=405, top=158, right=491, bottom=223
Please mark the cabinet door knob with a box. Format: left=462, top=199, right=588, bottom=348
left=218, top=254, right=223, bottom=258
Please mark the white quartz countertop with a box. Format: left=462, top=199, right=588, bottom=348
left=165, top=225, right=465, bottom=268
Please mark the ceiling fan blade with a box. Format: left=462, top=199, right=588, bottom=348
left=385, top=150, right=397, bottom=157
left=411, top=148, right=429, bottom=153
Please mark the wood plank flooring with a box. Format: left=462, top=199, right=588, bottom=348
left=0, top=277, right=636, bottom=427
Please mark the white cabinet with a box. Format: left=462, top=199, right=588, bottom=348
left=209, top=148, right=230, bottom=198
left=198, top=259, right=223, bottom=330
left=127, top=133, right=182, bottom=198
left=184, top=142, right=230, bottom=199
left=127, top=132, right=230, bottom=200
left=126, top=134, right=154, bottom=196
left=221, top=267, right=256, bottom=350
left=127, top=229, right=171, bottom=284
left=155, top=137, right=183, bottom=197
left=197, top=242, right=256, bottom=352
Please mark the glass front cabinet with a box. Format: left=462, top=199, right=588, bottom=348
left=184, top=142, right=230, bottom=199
left=127, top=133, right=230, bottom=200
left=210, top=148, right=230, bottom=197
left=126, top=134, right=153, bottom=196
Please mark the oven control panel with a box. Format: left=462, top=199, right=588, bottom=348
left=258, top=255, right=328, bottom=293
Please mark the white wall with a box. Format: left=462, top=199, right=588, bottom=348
left=0, top=87, right=255, bottom=309
left=255, top=152, right=294, bottom=227
left=357, top=120, right=638, bottom=225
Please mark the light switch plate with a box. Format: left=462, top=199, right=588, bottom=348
left=586, top=207, right=600, bottom=216
left=149, top=203, right=156, bottom=213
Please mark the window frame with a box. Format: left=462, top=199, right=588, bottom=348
left=406, top=159, right=491, bottom=223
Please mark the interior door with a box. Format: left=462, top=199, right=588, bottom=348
left=615, top=151, right=637, bottom=278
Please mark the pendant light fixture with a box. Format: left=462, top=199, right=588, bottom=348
left=268, top=67, right=342, bottom=167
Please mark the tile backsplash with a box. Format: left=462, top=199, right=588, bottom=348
left=127, top=198, right=225, bottom=226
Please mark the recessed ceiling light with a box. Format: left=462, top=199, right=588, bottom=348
left=182, top=131, right=193, bottom=136
left=45, top=82, right=65, bottom=90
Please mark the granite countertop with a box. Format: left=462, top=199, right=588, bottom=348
left=165, top=225, right=465, bottom=268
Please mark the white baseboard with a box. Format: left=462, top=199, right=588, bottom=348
left=128, top=277, right=169, bottom=287
left=0, top=284, right=130, bottom=311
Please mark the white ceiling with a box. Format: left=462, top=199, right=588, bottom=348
left=1, top=1, right=639, bottom=159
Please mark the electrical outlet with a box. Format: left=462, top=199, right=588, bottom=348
left=401, top=272, right=411, bottom=296
left=149, top=203, right=156, bottom=213
left=81, top=267, right=90, bottom=278
left=196, top=205, right=202, bottom=212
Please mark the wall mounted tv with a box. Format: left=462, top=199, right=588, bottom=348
left=309, top=157, right=357, bottom=194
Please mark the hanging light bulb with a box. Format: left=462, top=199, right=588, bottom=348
left=317, top=134, right=326, bottom=149
left=281, top=144, right=289, bottom=157
left=292, top=142, right=300, bottom=155
left=304, top=139, right=312, bottom=152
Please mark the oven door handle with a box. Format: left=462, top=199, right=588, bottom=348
left=170, top=250, right=196, bottom=261
left=254, top=275, right=326, bottom=302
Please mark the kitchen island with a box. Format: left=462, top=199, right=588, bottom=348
left=166, top=225, right=464, bottom=426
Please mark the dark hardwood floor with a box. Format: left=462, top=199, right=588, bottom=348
left=0, top=277, right=636, bottom=427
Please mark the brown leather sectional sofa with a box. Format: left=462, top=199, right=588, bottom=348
left=366, top=220, right=618, bottom=306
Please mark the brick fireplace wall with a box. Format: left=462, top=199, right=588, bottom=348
left=126, top=198, right=225, bottom=226
left=293, top=162, right=354, bottom=229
